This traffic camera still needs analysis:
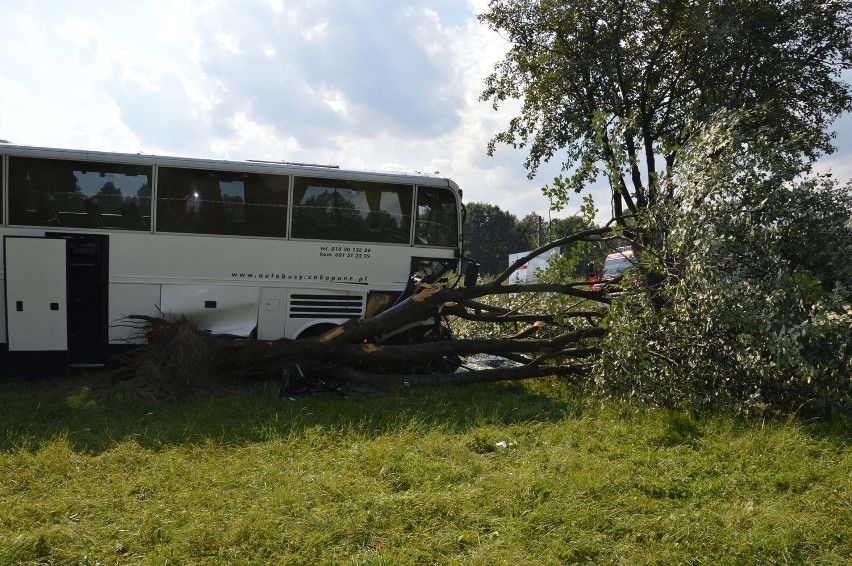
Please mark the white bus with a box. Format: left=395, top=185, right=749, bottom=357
left=0, top=144, right=470, bottom=375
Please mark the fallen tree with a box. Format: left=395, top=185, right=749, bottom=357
left=126, top=226, right=620, bottom=390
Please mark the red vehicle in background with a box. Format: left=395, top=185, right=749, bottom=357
left=588, top=247, right=634, bottom=293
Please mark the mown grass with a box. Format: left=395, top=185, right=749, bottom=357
left=1, top=372, right=850, bottom=565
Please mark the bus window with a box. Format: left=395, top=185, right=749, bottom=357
left=156, top=168, right=289, bottom=237
left=415, top=187, right=458, bottom=247
left=8, top=157, right=152, bottom=230
left=291, top=177, right=413, bottom=244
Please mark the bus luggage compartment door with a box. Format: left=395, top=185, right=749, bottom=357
left=4, top=236, right=70, bottom=376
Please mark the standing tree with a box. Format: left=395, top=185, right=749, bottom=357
left=596, top=115, right=852, bottom=414
left=479, top=0, right=852, bottom=223
left=463, top=202, right=528, bottom=275
left=479, top=1, right=852, bottom=413
left=516, top=212, right=547, bottom=248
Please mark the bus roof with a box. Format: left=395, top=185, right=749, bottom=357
left=0, top=142, right=460, bottom=193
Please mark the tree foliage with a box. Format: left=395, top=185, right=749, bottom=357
left=480, top=0, right=852, bottom=220
left=463, top=202, right=528, bottom=275
left=596, top=116, right=852, bottom=414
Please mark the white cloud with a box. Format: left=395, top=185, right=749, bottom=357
left=402, top=7, right=445, bottom=59
left=210, top=112, right=301, bottom=158
left=215, top=32, right=240, bottom=54
left=54, top=17, right=110, bottom=78
left=153, top=0, right=206, bottom=44
left=266, top=0, right=284, bottom=14
left=0, top=0, right=849, bottom=230
left=322, top=89, right=350, bottom=116
left=301, top=21, right=329, bottom=41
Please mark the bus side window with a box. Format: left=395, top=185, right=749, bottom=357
left=291, top=177, right=412, bottom=244
left=243, top=175, right=289, bottom=237
left=8, top=157, right=152, bottom=230
left=156, top=168, right=219, bottom=234
left=157, top=167, right=288, bottom=237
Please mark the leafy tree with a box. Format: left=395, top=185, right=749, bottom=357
left=596, top=115, right=852, bottom=414
left=549, top=215, right=601, bottom=277
left=515, top=212, right=547, bottom=248
left=463, top=202, right=528, bottom=275
left=465, top=200, right=604, bottom=279
left=480, top=0, right=852, bottom=223
left=514, top=196, right=607, bottom=279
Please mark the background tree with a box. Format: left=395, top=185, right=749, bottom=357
left=464, top=202, right=604, bottom=278
left=480, top=0, right=852, bottom=223
left=463, top=202, right=528, bottom=275
left=549, top=215, right=602, bottom=277
left=515, top=212, right=546, bottom=248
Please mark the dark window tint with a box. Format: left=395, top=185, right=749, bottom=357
left=415, top=187, right=458, bottom=247
left=291, top=177, right=413, bottom=243
left=156, top=168, right=289, bottom=236
left=8, top=157, right=152, bottom=230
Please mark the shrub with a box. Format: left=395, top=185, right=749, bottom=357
left=596, top=118, right=852, bottom=415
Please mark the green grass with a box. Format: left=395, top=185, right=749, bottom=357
left=1, top=373, right=850, bottom=565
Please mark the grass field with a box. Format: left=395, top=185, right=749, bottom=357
left=1, top=372, right=850, bottom=565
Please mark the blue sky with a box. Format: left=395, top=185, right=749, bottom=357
left=1, top=0, right=849, bottom=225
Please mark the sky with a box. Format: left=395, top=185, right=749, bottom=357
left=1, top=0, right=850, bottom=225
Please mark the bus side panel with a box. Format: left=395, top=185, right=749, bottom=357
left=5, top=237, right=69, bottom=352
left=161, top=285, right=260, bottom=337
left=107, top=232, right=451, bottom=290
left=0, top=228, right=50, bottom=347
left=257, top=287, right=287, bottom=340
left=108, top=283, right=162, bottom=344
left=4, top=237, right=70, bottom=375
